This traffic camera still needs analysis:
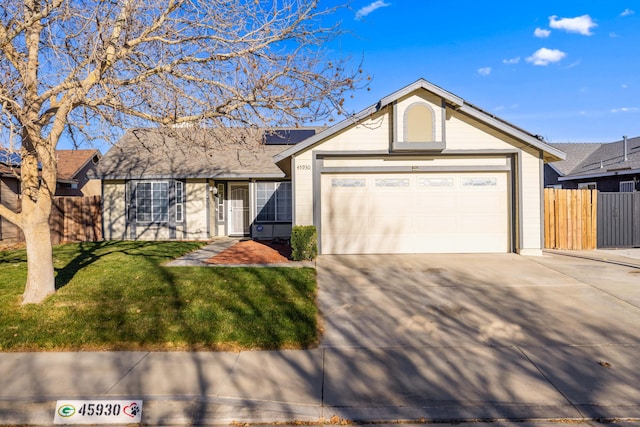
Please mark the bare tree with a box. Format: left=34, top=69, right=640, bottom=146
left=0, top=0, right=360, bottom=303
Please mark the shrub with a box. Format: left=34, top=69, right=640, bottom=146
left=291, top=226, right=318, bottom=261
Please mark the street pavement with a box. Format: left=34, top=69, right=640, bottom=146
left=1, top=248, right=640, bottom=426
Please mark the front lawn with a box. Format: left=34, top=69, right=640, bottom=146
left=0, top=241, right=317, bottom=351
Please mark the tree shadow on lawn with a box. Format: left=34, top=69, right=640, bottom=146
left=54, top=240, right=203, bottom=290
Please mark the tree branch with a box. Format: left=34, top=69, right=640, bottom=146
left=0, top=202, right=21, bottom=228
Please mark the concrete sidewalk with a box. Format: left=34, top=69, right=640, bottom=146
left=2, top=251, right=640, bottom=425
left=4, top=345, right=640, bottom=425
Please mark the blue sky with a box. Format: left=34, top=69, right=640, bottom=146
left=333, top=0, right=640, bottom=143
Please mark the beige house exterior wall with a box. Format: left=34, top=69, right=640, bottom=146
left=184, top=180, right=208, bottom=240
left=290, top=87, right=547, bottom=254
left=293, top=110, right=390, bottom=226
left=102, top=179, right=209, bottom=241
left=102, top=180, right=127, bottom=240
left=518, top=146, right=544, bottom=255
left=395, top=92, right=444, bottom=142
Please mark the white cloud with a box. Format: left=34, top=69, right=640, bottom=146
left=611, top=107, right=639, bottom=113
left=622, top=84, right=628, bottom=89
left=621, top=8, right=635, bottom=16
left=534, top=28, right=551, bottom=38
left=549, top=15, right=597, bottom=35
left=502, top=56, right=520, bottom=65
left=610, top=32, right=618, bottom=38
left=526, top=48, right=567, bottom=66
left=355, top=1, right=390, bottom=20
left=477, top=67, right=492, bottom=76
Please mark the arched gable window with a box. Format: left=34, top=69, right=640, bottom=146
left=404, top=102, right=434, bottom=142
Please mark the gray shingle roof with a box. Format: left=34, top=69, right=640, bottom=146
left=549, top=137, right=640, bottom=178
left=546, top=143, right=602, bottom=175
left=98, top=128, right=309, bottom=179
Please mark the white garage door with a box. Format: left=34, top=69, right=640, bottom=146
left=320, top=172, right=509, bottom=254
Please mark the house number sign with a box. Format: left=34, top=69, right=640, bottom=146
left=54, top=400, right=143, bottom=424
left=296, top=162, right=311, bottom=171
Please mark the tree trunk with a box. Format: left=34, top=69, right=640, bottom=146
left=21, top=209, right=55, bottom=305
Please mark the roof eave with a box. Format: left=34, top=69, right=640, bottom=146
left=558, top=167, right=640, bottom=181
left=272, top=104, right=379, bottom=163
left=274, top=78, right=565, bottom=164
left=378, top=78, right=464, bottom=109
left=100, top=172, right=286, bottom=180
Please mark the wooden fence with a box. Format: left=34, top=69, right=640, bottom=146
left=544, top=188, right=597, bottom=250
left=49, top=196, right=103, bottom=244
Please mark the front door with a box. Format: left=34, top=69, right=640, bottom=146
left=229, top=184, right=250, bottom=236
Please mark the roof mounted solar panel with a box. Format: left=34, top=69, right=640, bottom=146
left=0, top=150, right=21, bottom=166
left=263, top=129, right=316, bottom=145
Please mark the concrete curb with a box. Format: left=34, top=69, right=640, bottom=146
left=4, top=399, right=640, bottom=426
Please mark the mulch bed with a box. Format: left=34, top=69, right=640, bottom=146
left=205, top=239, right=292, bottom=265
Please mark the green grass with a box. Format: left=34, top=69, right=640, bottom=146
left=0, top=241, right=318, bottom=351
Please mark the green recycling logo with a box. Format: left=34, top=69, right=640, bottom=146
left=57, top=404, right=76, bottom=418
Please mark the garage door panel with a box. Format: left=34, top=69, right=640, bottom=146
left=414, top=194, right=458, bottom=211
left=460, top=193, right=505, bottom=211
left=324, top=195, right=369, bottom=215
left=321, top=172, right=509, bottom=254
left=460, top=215, right=506, bottom=233
left=369, top=193, right=412, bottom=212
left=413, top=216, right=457, bottom=233
left=368, top=216, right=413, bottom=235
left=323, top=215, right=369, bottom=235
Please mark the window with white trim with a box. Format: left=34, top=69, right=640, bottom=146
left=620, top=180, right=635, bottom=192
left=256, top=182, right=292, bottom=222
left=578, top=182, right=597, bottom=190
left=175, top=181, right=184, bottom=222
left=217, top=184, right=225, bottom=221
left=136, top=182, right=169, bottom=223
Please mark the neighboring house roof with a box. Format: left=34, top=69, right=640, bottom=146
left=98, top=127, right=318, bottom=180
left=274, top=78, right=566, bottom=164
left=56, top=149, right=101, bottom=181
left=549, top=136, right=640, bottom=180
left=546, top=143, right=602, bottom=176
left=1, top=148, right=101, bottom=183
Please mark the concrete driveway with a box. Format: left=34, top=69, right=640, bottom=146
left=315, top=253, right=640, bottom=419
left=317, top=252, right=640, bottom=348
